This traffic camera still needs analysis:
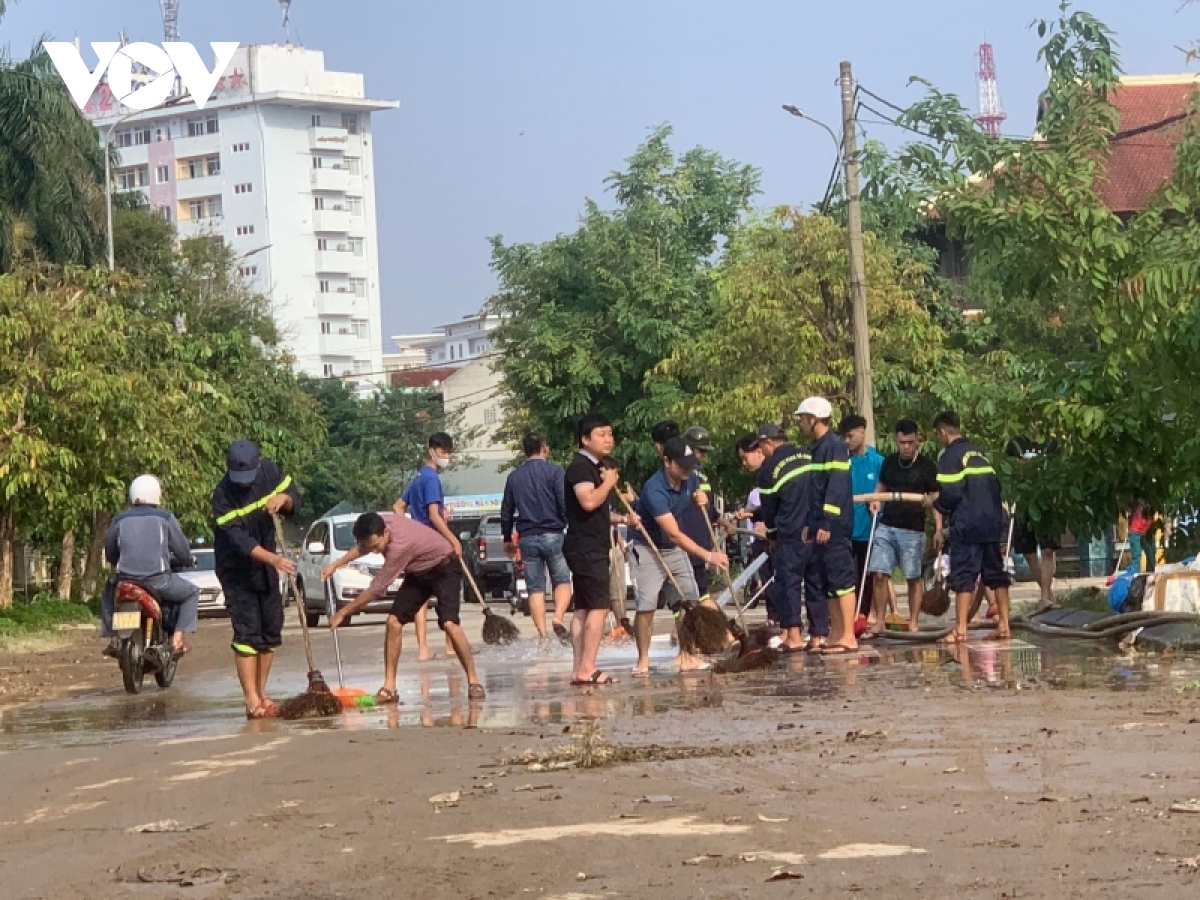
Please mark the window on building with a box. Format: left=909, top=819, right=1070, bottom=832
left=115, top=130, right=132, bottom=148
left=317, top=238, right=330, bottom=251
left=323, top=364, right=334, bottom=377
left=350, top=277, right=367, bottom=298
left=232, top=142, right=250, bottom=152
left=342, top=113, right=359, bottom=134
left=185, top=196, right=222, bottom=221
left=346, top=157, right=362, bottom=176
left=178, top=155, right=220, bottom=180
left=319, top=280, right=331, bottom=294
left=346, top=196, right=363, bottom=216
left=234, top=183, right=253, bottom=194
left=155, top=205, right=172, bottom=223
left=484, top=407, right=498, bottom=426
left=351, top=319, right=369, bottom=340
left=133, top=128, right=152, bottom=145
left=314, top=196, right=326, bottom=211
left=320, top=321, right=331, bottom=334
left=348, top=237, right=364, bottom=257
left=207, top=156, right=221, bottom=177
left=238, top=265, right=258, bottom=277
left=312, top=155, right=323, bottom=169
left=155, top=164, right=170, bottom=184
left=449, top=345, right=455, bottom=362
left=236, top=224, right=255, bottom=236
left=187, top=114, right=219, bottom=137
left=115, top=166, right=148, bottom=190
left=311, top=114, right=322, bottom=127
left=155, top=127, right=165, bottom=142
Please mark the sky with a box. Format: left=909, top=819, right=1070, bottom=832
left=4, top=1, right=1195, bottom=344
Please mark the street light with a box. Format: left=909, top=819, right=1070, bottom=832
left=102, top=110, right=141, bottom=271
left=782, top=104, right=841, bottom=159
left=237, top=244, right=272, bottom=260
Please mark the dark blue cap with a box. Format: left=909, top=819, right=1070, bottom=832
left=226, top=440, right=261, bottom=485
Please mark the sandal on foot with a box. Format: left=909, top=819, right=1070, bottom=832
left=246, top=704, right=279, bottom=720
left=571, top=670, right=617, bottom=686
left=630, top=668, right=651, bottom=679
left=936, top=631, right=967, bottom=646
left=819, top=644, right=858, bottom=656
left=468, top=683, right=486, bottom=700
left=374, top=688, right=400, bottom=705
left=553, top=623, right=570, bottom=644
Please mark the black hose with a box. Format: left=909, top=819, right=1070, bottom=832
left=874, top=611, right=1198, bottom=644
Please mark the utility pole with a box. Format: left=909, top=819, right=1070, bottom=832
left=839, top=60, right=875, bottom=446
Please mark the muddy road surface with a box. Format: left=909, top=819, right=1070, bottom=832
left=2, top=604, right=1200, bottom=898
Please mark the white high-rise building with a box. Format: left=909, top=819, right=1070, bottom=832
left=86, top=44, right=397, bottom=380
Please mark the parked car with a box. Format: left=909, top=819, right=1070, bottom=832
left=179, top=548, right=226, bottom=617
left=461, top=515, right=514, bottom=600
left=295, top=512, right=400, bottom=627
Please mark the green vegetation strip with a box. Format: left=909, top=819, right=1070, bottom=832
left=0, top=597, right=95, bottom=638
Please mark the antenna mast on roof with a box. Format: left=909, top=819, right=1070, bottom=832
left=975, top=42, right=1007, bottom=138
left=279, top=0, right=299, bottom=45
left=160, top=0, right=181, bottom=43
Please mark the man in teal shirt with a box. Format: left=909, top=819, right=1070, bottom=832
left=839, top=415, right=884, bottom=619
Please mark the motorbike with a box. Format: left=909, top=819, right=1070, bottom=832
left=509, top=555, right=530, bottom=616
left=111, top=580, right=180, bottom=694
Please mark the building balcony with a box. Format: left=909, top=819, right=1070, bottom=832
left=311, top=167, right=350, bottom=192
left=315, top=248, right=368, bottom=274
left=313, top=207, right=352, bottom=233
left=319, top=329, right=367, bottom=357
left=317, top=292, right=362, bottom=315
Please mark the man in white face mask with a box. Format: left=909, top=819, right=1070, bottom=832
left=392, top=432, right=458, bottom=659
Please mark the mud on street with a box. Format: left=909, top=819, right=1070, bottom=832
left=3, top=605, right=1200, bottom=899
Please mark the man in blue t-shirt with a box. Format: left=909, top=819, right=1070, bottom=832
left=628, top=437, right=729, bottom=676
left=839, top=414, right=884, bottom=620
left=393, top=432, right=457, bottom=659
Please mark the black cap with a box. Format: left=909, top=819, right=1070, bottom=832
left=753, top=422, right=786, bottom=444
left=684, top=425, right=715, bottom=452
left=662, top=436, right=701, bottom=470
left=226, top=439, right=261, bottom=485
left=651, top=420, right=680, bottom=445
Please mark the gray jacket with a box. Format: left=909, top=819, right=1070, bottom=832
left=105, top=506, right=193, bottom=579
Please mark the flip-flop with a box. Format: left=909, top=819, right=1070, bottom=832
left=468, top=683, right=486, bottom=700
left=819, top=644, right=858, bottom=656
left=803, top=641, right=826, bottom=653
left=553, top=623, right=570, bottom=644
left=571, top=670, right=617, bottom=686
left=374, top=688, right=400, bottom=705
left=936, top=631, right=967, bottom=646
left=778, top=644, right=806, bottom=654
left=630, top=668, right=651, bottom=679
left=245, top=704, right=279, bottom=720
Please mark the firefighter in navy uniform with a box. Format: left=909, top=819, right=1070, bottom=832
left=932, top=411, right=1012, bottom=644
left=212, top=439, right=302, bottom=720
left=753, top=422, right=827, bottom=653
left=796, top=397, right=859, bottom=655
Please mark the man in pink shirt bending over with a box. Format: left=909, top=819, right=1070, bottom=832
left=322, top=511, right=484, bottom=702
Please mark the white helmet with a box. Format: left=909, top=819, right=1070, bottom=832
left=129, top=474, right=162, bottom=506
left=794, top=396, right=833, bottom=419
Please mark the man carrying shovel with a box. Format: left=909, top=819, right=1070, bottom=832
left=324, top=511, right=485, bottom=702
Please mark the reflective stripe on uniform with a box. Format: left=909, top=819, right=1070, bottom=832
left=759, top=463, right=818, bottom=495
left=823, top=503, right=841, bottom=515
left=232, top=642, right=258, bottom=656
left=937, top=466, right=995, bottom=484
left=810, top=460, right=851, bottom=471
left=835, top=587, right=856, bottom=597
left=215, top=476, right=294, bottom=526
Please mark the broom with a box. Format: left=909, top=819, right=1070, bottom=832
left=462, top=558, right=520, bottom=644
left=271, top=514, right=342, bottom=720
left=613, top=494, right=729, bottom=656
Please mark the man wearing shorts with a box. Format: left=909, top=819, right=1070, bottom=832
left=933, top=411, right=1012, bottom=643
left=867, top=419, right=942, bottom=635
left=564, top=413, right=636, bottom=686
left=629, top=437, right=730, bottom=676
left=1005, top=436, right=1060, bottom=606
left=501, top=432, right=571, bottom=643
left=327, top=512, right=484, bottom=702
left=212, top=440, right=301, bottom=719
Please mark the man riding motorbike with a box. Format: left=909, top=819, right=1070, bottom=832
left=101, top=475, right=199, bottom=658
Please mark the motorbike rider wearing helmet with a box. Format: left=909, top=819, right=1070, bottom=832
left=100, top=475, right=199, bottom=658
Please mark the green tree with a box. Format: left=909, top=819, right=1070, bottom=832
left=881, top=2, right=1200, bottom=541
left=489, top=125, right=760, bottom=482
left=661, top=208, right=952, bottom=493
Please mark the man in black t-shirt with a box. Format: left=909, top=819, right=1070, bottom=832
left=1005, top=436, right=1060, bottom=607
left=865, top=419, right=942, bottom=635
left=563, top=413, right=637, bottom=686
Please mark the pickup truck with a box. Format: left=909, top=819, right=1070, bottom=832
left=460, top=515, right=514, bottom=600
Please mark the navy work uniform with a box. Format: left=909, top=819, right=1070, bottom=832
left=212, top=443, right=301, bottom=657
left=758, top=440, right=829, bottom=636
left=807, top=429, right=857, bottom=601
left=934, top=437, right=1010, bottom=594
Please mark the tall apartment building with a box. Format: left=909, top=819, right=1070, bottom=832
left=390, top=313, right=503, bottom=369
left=86, top=43, right=397, bottom=380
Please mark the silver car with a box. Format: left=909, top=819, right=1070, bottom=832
left=180, top=548, right=226, bottom=617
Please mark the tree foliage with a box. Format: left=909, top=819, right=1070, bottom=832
left=876, top=1, right=1200, bottom=540
left=489, top=125, right=760, bottom=482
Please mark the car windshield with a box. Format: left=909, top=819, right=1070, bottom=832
left=332, top=523, right=356, bottom=551
left=191, top=550, right=215, bottom=571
